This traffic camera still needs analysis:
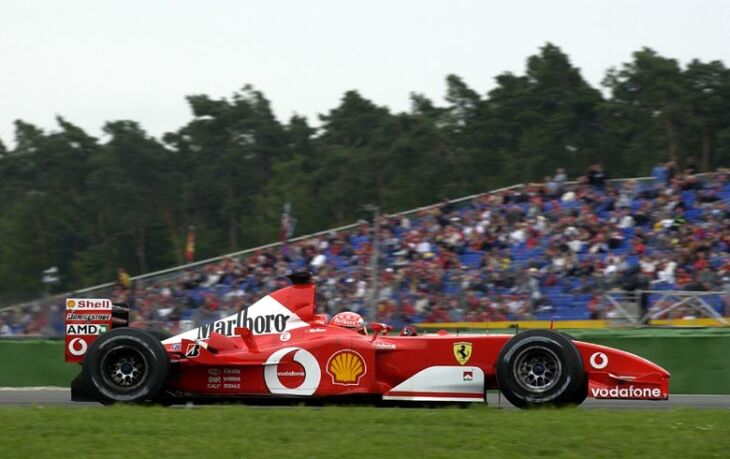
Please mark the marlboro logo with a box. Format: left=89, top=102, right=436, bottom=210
left=197, top=307, right=290, bottom=339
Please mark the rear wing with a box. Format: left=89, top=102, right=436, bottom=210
left=64, top=298, right=129, bottom=363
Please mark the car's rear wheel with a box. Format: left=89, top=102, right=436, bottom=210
left=146, top=330, right=171, bottom=342
left=496, top=330, right=585, bottom=408
left=82, top=328, right=170, bottom=405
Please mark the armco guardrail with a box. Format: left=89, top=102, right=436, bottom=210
left=2, top=327, right=729, bottom=393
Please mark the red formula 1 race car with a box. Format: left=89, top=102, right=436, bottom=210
left=65, top=272, right=670, bottom=408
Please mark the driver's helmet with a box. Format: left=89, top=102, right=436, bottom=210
left=330, top=311, right=367, bottom=334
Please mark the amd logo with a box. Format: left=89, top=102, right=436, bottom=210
left=66, top=324, right=109, bottom=335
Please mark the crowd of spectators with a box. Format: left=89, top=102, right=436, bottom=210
left=2, top=164, right=729, bottom=336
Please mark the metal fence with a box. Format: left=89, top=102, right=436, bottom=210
left=604, top=290, right=729, bottom=326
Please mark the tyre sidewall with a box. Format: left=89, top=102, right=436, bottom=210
left=497, top=331, right=584, bottom=407
left=82, top=328, right=170, bottom=404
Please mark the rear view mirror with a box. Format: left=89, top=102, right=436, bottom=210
left=369, top=322, right=392, bottom=340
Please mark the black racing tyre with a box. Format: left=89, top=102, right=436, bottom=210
left=146, top=330, right=171, bottom=342
left=568, top=376, right=588, bottom=406
left=496, top=330, right=585, bottom=408
left=82, top=328, right=171, bottom=405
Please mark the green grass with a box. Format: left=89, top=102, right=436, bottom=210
left=0, top=406, right=729, bottom=458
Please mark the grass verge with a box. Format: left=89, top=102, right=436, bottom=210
left=0, top=405, right=728, bottom=458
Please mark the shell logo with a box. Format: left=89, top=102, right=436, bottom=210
left=326, top=350, right=366, bottom=385
left=66, top=299, right=76, bottom=308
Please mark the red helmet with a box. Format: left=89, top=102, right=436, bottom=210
left=330, top=311, right=366, bottom=334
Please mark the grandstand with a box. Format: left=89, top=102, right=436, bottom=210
left=2, top=168, right=729, bottom=337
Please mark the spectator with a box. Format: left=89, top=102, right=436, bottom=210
left=588, top=164, right=607, bottom=190
left=117, top=267, right=131, bottom=290
left=11, top=168, right=730, bottom=334
left=665, top=161, right=677, bottom=185
left=652, top=162, right=668, bottom=185
left=554, top=168, right=567, bottom=191
left=0, top=318, right=12, bottom=336
left=543, top=176, right=560, bottom=199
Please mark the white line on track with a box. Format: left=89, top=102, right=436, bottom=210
left=0, top=386, right=68, bottom=391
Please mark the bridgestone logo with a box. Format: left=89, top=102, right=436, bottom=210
left=590, top=386, right=663, bottom=399
left=197, top=307, right=290, bottom=339
left=65, top=313, right=112, bottom=321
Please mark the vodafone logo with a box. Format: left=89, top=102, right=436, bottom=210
left=590, top=352, right=608, bottom=369
left=590, top=386, right=663, bottom=399
left=68, top=338, right=88, bottom=356
left=264, top=347, right=321, bottom=396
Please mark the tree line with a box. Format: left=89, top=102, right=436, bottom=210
left=1, top=44, right=729, bottom=303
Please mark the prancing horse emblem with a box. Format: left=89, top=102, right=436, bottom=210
left=453, top=342, right=472, bottom=365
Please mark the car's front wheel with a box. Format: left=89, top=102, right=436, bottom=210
left=496, top=330, right=586, bottom=408
left=82, top=328, right=171, bottom=405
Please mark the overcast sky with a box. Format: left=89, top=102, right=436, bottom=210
left=1, top=0, right=729, bottom=147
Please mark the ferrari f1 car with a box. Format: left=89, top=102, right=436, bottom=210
left=65, top=272, right=669, bottom=407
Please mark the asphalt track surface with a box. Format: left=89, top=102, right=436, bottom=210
left=1, top=388, right=729, bottom=409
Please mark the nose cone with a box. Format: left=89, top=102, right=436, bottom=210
left=649, top=359, right=671, bottom=378
left=577, top=341, right=671, bottom=379
left=626, top=349, right=671, bottom=379
left=576, top=341, right=671, bottom=400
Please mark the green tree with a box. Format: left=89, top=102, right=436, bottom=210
left=164, top=85, right=289, bottom=252
left=684, top=59, right=730, bottom=171
left=485, top=43, right=603, bottom=181
left=1, top=46, right=729, bottom=303
left=600, top=48, right=688, bottom=173
left=85, top=121, right=179, bottom=277
left=0, top=119, right=100, bottom=298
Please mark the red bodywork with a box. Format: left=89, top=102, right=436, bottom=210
left=64, top=299, right=114, bottom=364
left=66, top=282, right=670, bottom=402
